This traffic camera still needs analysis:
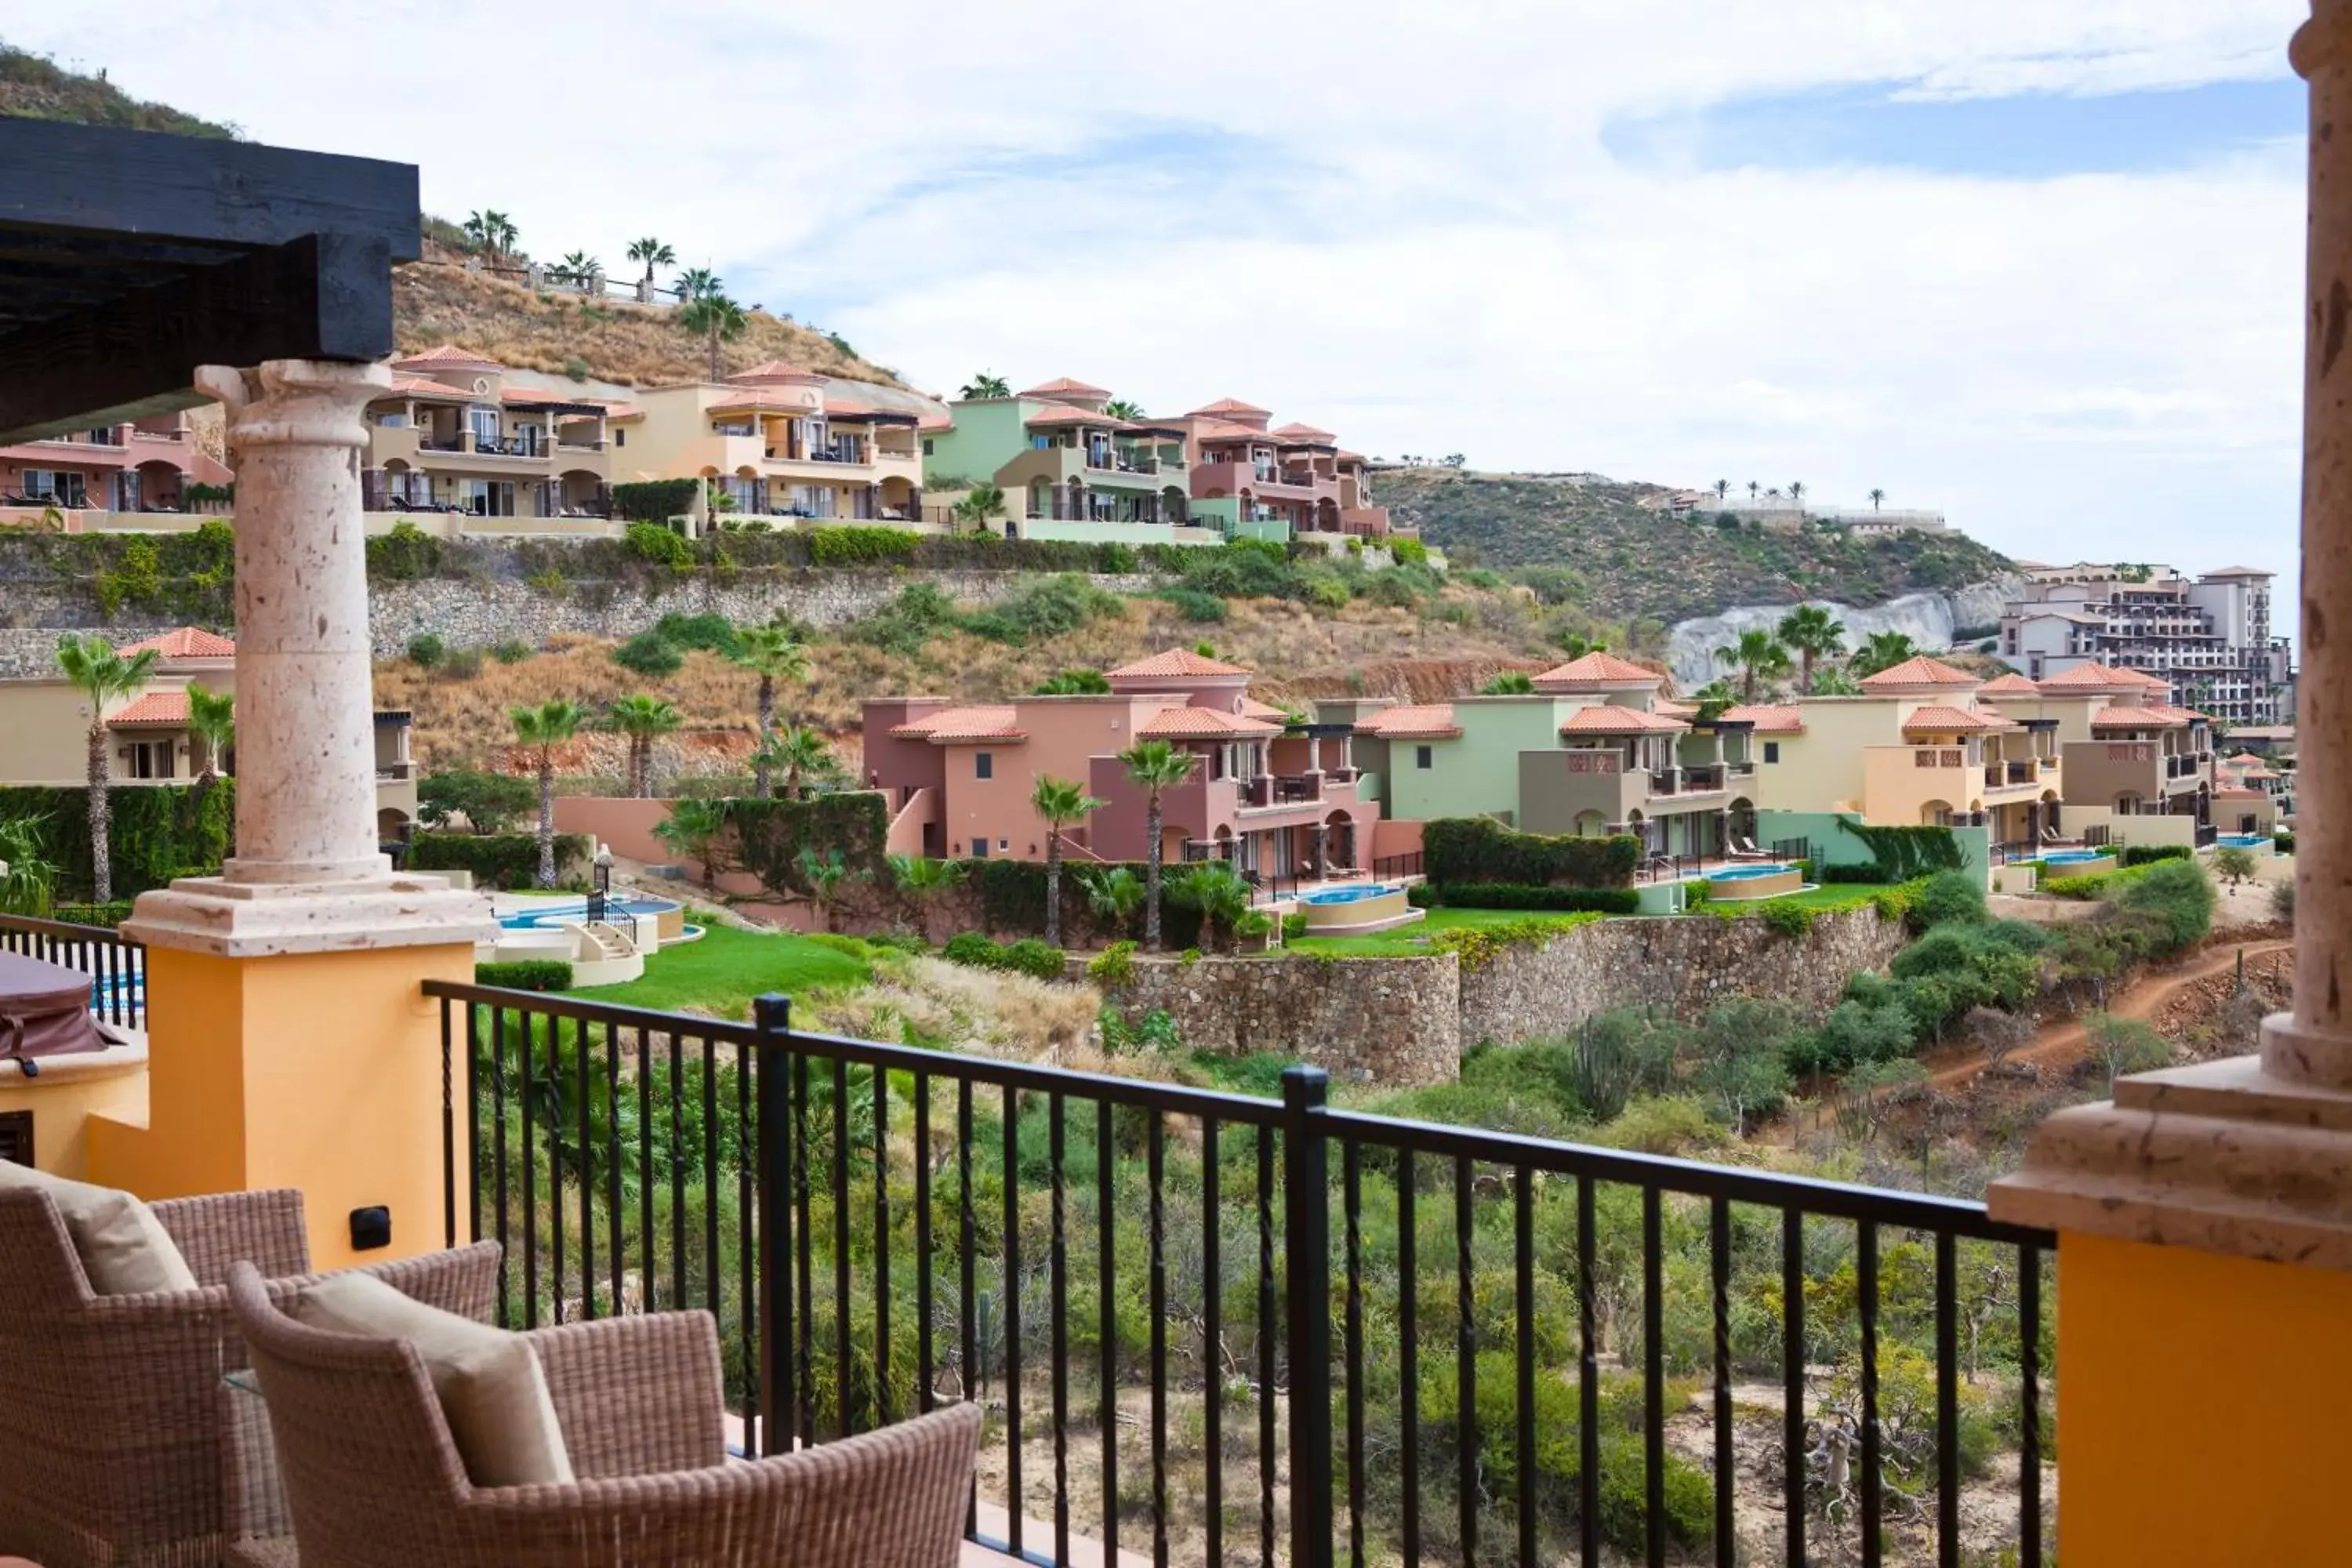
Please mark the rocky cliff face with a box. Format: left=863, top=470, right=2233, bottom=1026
left=1665, top=575, right=2020, bottom=690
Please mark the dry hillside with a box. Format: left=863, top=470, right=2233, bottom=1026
left=0, top=44, right=236, bottom=136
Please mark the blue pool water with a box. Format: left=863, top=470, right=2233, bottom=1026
left=499, top=895, right=682, bottom=931
left=2038, top=849, right=2111, bottom=866
left=1298, top=884, right=1400, bottom=906
left=1708, top=863, right=1789, bottom=882
left=2218, top=833, right=2270, bottom=850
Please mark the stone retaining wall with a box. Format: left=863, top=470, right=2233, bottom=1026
left=1116, top=953, right=1461, bottom=1086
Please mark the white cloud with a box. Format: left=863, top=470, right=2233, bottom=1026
left=4, top=0, right=2310, bottom=618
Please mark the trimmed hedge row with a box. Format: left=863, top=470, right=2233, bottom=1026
left=1428, top=883, right=1642, bottom=915
left=0, top=782, right=234, bottom=901
left=1422, top=818, right=1640, bottom=889
left=409, top=831, right=591, bottom=890
left=942, top=931, right=1067, bottom=980
left=612, top=478, right=700, bottom=522
left=2122, top=844, right=2191, bottom=866
left=474, top=960, right=573, bottom=991
left=53, top=900, right=134, bottom=928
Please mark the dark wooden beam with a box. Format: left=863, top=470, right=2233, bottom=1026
left=0, top=232, right=394, bottom=442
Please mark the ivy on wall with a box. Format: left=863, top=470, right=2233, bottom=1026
left=1422, top=817, right=1642, bottom=889
left=1836, top=822, right=1965, bottom=882
left=0, top=781, right=235, bottom=899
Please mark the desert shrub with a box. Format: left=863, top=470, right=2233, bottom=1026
left=1432, top=883, right=1639, bottom=914
left=1086, top=940, right=1138, bottom=988
left=624, top=521, right=695, bottom=572
left=1757, top=899, right=1815, bottom=939
left=1791, top=998, right=1918, bottom=1076
left=612, top=630, right=684, bottom=677
left=2084, top=1011, right=2175, bottom=1088
left=2122, top=844, right=2191, bottom=867
left=852, top=583, right=962, bottom=657
left=405, top=631, right=447, bottom=668
left=1157, top=586, right=1228, bottom=622
left=492, top=639, right=534, bottom=664
left=1179, top=539, right=1302, bottom=600
left=1424, top=816, right=1640, bottom=888
left=961, top=574, right=1123, bottom=644
left=808, top=525, right=920, bottom=566
left=366, top=521, right=444, bottom=581
left=2212, top=845, right=2259, bottom=887
left=1597, top=1094, right=1725, bottom=1156
left=438, top=646, right=483, bottom=680
left=418, top=769, right=535, bottom=833
left=651, top=612, right=743, bottom=658
left=1964, top=1005, right=2034, bottom=1070
left=2273, top=878, right=2296, bottom=923
left=2113, top=858, right=2215, bottom=953
left=474, top=960, right=573, bottom=992
left=1907, top=869, right=1987, bottom=931
left=1388, top=536, right=1430, bottom=567
left=942, top=931, right=1067, bottom=980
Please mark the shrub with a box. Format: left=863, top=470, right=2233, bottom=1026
left=1908, top=869, right=1987, bottom=931
left=1818, top=862, right=1886, bottom=884
left=2212, top=845, right=2258, bottom=887
left=2122, top=844, right=2191, bottom=866
left=1423, top=817, right=1640, bottom=889
left=439, top=645, right=482, bottom=680
left=405, top=631, right=447, bottom=668
left=1837, top=821, right=1965, bottom=880
left=409, top=832, right=590, bottom=890
left=0, top=782, right=233, bottom=900
left=474, top=960, right=573, bottom=992
left=651, top=612, right=743, bottom=658
left=1597, top=1094, right=1725, bottom=1156
left=943, top=931, right=996, bottom=968
left=1791, top=999, right=1918, bottom=1076
left=1406, top=883, right=1437, bottom=909
left=1427, top=914, right=1601, bottom=970
left=418, top=770, right=535, bottom=833
left=612, top=630, right=684, bottom=677
left=1388, top=536, right=1430, bottom=567
left=1099, top=1005, right=1183, bottom=1055
left=2084, top=1011, right=2175, bottom=1088
left=1432, top=883, right=1640, bottom=914
left=1086, top=940, right=1138, bottom=988
left=1281, top=911, right=1308, bottom=941
left=2044, top=869, right=2118, bottom=901
left=808, top=525, right=920, bottom=566
left=961, top=574, right=1123, bottom=644
left=2273, top=877, right=2296, bottom=923
left=52, top=900, right=132, bottom=928
left=1757, top=899, right=1815, bottom=939
left=942, top=931, right=1067, bottom=980
left=2113, top=858, right=2215, bottom=953
left=611, top=478, right=700, bottom=523
left=624, top=521, right=695, bottom=572
left=492, top=639, right=534, bottom=664
left=366, top=521, right=444, bottom=581
left=852, top=583, right=961, bottom=656
left=1158, top=586, right=1228, bottom=622
left=2275, top=829, right=2296, bottom=855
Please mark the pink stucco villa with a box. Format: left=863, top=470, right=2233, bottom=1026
left=862, top=648, right=1379, bottom=884
left=1179, top=397, right=1399, bottom=539
left=0, top=411, right=229, bottom=516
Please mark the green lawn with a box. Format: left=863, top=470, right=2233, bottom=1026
left=1722, top=881, right=1900, bottom=911
left=563, top=924, right=871, bottom=1019
left=1287, top=906, right=1605, bottom=957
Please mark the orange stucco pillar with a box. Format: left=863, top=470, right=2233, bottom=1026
left=1987, top=9, right=2352, bottom=1563
left=91, top=360, right=494, bottom=1271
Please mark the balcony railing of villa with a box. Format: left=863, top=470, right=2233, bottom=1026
left=1914, top=748, right=1968, bottom=769
left=1274, top=773, right=1322, bottom=804
left=1680, top=764, right=1726, bottom=792
left=554, top=437, right=607, bottom=453
left=0, top=911, right=144, bottom=1031
left=418, top=433, right=467, bottom=452
left=376, top=761, right=414, bottom=782
left=423, top=979, right=2056, bottom=1568
left=1649, top=768, right=1682, bottom=796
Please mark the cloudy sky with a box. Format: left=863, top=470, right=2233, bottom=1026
left=7, top=2, right=2310, bottom=608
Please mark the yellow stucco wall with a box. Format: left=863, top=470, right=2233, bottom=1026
left=2058, top=1232, right=2352, bottom=1567
left=89, top=942, right=475, bottom=1271
left=0, top=1058, right=147, bottom=1178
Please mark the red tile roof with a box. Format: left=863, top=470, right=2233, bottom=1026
left=1857, top=655, right=1980, bottom=690
left=119, top=626, right=235, bottom=659
left=1559, top=705, right=1688, bottom=734
left=394, top=344, right=505, bottom=374
left=1025, top=405, right=1129, bottom=430
left=1018, top=377, right=1112, bottom=400
left=729, top=361, right=826, bottom=385
left=918, top=412, right=955, bottom=433
left=1534, top=651, right=1663, bottom=688
left=2089, top=706, right=2192, bottom=728
left=1194, top=423, right=1269, bottom=445
left=888, top=706, right=1026, bottom=742
left=1109, top=648, right=1249, bottom=679
left=1239, top=697, right=1290, bottom=720
left=1270, top=422, right=1337, bottom=445
left=1357, top=704, right=1461, bottom=739
left=1716, top=703, right=1805, bottom=733
left=2035, top=662, right=2145, bottom=691
left=107, top=691, right=190, bottom=727
left=1186, top=397, right=1270, bottom=418
left=499, top=386, right=608, bottom=408
left=1976, top=673, right=2042, bottom=696
left=389, top=375, right=477, bottom=401
left=1900, top=705, right=2008, bottom=732
left=1138, top=706, right=1283, bottom=739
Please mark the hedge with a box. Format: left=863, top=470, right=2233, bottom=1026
left=0, top=782, right=235, bottom=900
left=1422, top=817, right=1639, bottom=889
left=956, top=855, right=1204, bottom=947
left=1835, top=821, right=1965, bottom=881
left=2122, top=844, right=2191, bottom=866
left=729, top=793, right=891, bottom=897
left=612, top=478, right=700, bottom=522
left=942, top=931, right=1066, bottom=980
left=409, top=831, right=590, bottom=889
left=53, top=900, right=133, bottom=928
left=808, top=526, right=919, bottom=566
left=474, top=960, right=573, bottom=991
left=1432, top=883, right=1641, bottom=915
left=2275, top=830, right=2296, bottom=855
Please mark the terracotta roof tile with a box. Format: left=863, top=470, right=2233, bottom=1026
left=2089, top=706, right=2191, bottom=728
left=118, top=626, right=235, bottom=659
left=1357, top=704, right=1461, bottom=739
left=1559, top=705, right=1688, bottom=734
left=729, top=361, right=826, bottom=385
left=107, top=691, right=189, bottom=727
left=1715, top=703, right=1805, bottom=733
left=1900, top=705, right=2007, bottom=731
left=1533, top=651, right=1664, bottom=689
left=1195, top=423, right=1270, bottom=444
left=1857, top=655, right=1980, bottom=690
left=918, top=412, right=955, bottom=433
left=1139, top=706, right=1283, bottom=739
left=1270, top=422, right=1338, bottom=445
left=2213, top=787, right=2270, bottom=800
left=1239, top=697, right=1290, bottom=720
left=388, top=375, right=477, bottom=401
left=1018, top=376, right=1112, bottom=400
left=1185, top=397, right=1270, bottom=418
left=2035, top=662, right=2143, bottom=691
left=1025, top=404, right=1131, bottom=430
left=889, top=706, right=1025, bottom=742
left=1976, top=673, right=2042, bottom=696
left=1109, top=648, right=1250, bottom=679
left=394, top=344, right=505, bottom=374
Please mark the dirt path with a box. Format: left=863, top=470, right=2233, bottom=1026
left=1922, top=936, right=2294, bottom=1092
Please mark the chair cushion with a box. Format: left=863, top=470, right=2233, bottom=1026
left=292, top=1271, right=575, bottom=1488
left=0, top=1159, right=198, bottom=1295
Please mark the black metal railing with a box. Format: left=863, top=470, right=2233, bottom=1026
left=1371, top=851, right=1423, bottom=880
left=1768, top=836, right=1814, bottom=866
left=0, top=911, right=145, bottom=1029
left=429, top=981, right=2056, bottom=1568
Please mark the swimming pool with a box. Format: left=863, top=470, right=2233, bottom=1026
left=1298, top=883, right=1402, bottom=906
left=1708, top=863, right=1790, bottom=881
left=2038, top=849, right=2111, bottom=866
left=2218, top=833, right=2271, bottom=850
left=498, top=895, right=683, bottom=931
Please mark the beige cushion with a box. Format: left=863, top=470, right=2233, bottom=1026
left=292, top=1271, right=575, bottom=1488
left=0, top=1160, right=198, bottom=1295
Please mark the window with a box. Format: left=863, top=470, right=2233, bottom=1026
left=460, top=480, right=516, bottom=517
left=1763, top=742, right=1780, bottom=764
left=615, top=428, right=626, bottom=448
left=923, top=437, right=935, bottom=456
left=975, top=752, right=993, bottom=779
left=468, top=407, right=503, bottom=447
left=969, top=838, right=988, bottom=859
left=124, top=739, right=176, bottom=779
left=1415, top=745, right=1433, bottom=770
left=22, top=470, right=88, bottom=506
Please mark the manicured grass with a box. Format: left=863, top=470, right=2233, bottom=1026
left=1287, top=906, right=1604, bottom=957
left=1719, top=881, right=1900, bottom=912
left=563, top=924, right=870, bottom=1018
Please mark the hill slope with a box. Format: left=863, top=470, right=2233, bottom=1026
left=1383, top=470, right=2013, bottom=626
left=0, top=44, right=237, bottom=136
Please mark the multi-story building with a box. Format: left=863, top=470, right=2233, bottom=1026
left=2000, top=562, right=2292, bottom=726
left=1178, top=397, right=1398, bottom=541
left=920, top=377, right=1202, bottom=541
left=0, top=411, right=230, bottom=517
left=361, top=346, right=637, bottom=521
left=0, top=626, right=418, bottom=840
left=630, top=362, right=927, bottom=523
left=862, top=648, right=1379, bottom=883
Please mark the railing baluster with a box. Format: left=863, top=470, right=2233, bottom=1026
left=702, top=1033, right=720, bottom=1326
left=874, top=1064, right=892, bottom=1427
left=1455, top=1153, right=1475, bottom=1568
left=1203, top=1112, right=1222, bottom=1568
left=521, top=1007, right=539, bottom=1329
left=1860, top=1221, right=1882, bottom=1568
left=958, top=1077, right=977, bottom=1540
left=492, top=1004, right=510, bottom=1326
left=1003, top=1082, right=1023, bottom=1559
left=1050, top=1092, right=1069, bottom=1568
left=1345, top=1140, right=1366, bottom=1568
left=736, top=1026, right=755, bottom=1430
left=1283, top=1068, right=1334, bottom=1568
left=753, top=998, right=790, bottom=1459
left=546, top=1013, right=564, bottom=1325
left=833, top=1057, right=853, bottom=1437
left=1643, top=1185, right=1664, bottom=1568
left=439, top=1000, right=456, bottom=1250
left=1937, top=1231, right=1959, bottom=1568
left=1258, top=1126, right=1277, bottom=1568
left=795, top=1054, right=815, bottom=1445
left=1399, top=1151, right=1419, bottom=1568
left=465, top=1004, right=483, bottom=1247
left=916, top=1072, right=935, bottom=1417
left=1148, top=1114, right=1167, bottom=1568
left=637, top=1025, right=653, bottom=1320
left=1097, top=1096, right=1116, bottom=1563
left=1577, top=1174, right=1599, bottom=1568
left=1711, top=1196, right=1733, bottom=1567
left=2020, top=1245, right=2042, bottom=1568
left=608, top=1023, right=624, bottom=1336
left=670, top=1029, right=687, bottom=1315
left=1515, top=1165, right=1536, bottom=1568
left=575, top=1017, right=593, bottom=1322
left=1784, top=1209, right=1807, bottom=1568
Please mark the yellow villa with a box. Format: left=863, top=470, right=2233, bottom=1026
left=625, top=362, right=927, bottom=524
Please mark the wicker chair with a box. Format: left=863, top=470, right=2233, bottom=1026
left=0, top=1186, right=501, bottom=1568
left=225, top=1261, right=982, bottom=1568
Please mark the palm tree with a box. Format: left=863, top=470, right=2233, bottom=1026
left=1765, top=486, right=1782, bottom=500
left=558, top=250, right=601, bottom=286
left=186, top=685, right=235, bottom=836
left=1788, top=481, right=1806, bottom=510
left=960, top=372, right=1011, bottom=399
left=463, top=210, right=517, bottom=264
left=1479, top=671, right=1536, bottom=695
left=510, top=699, right=583, bottom=888
left=681, top=293, right=749, bottom=381
left=627, top=238, right=675, bottom=291
left=604, top=695, right=681, bottom=798
left=1776, top=604, right=1847, bottom=693
left=1032, top=669, right=1111, bottom=695
left=0, top=816, right=60, bottom=917
left=1078, top=866, right=1145, bottom=928
left=1102, top=398, right=1145, bottom=423
left=1852, top=630, right=1921, bottom=679
left=1031, top=775, right=1104, bottom=948
left=757, top=724, right=831, bottom=800
left=654, top=798, right=731, bottom=884
left=730, top=628, right=811, bottom=797
left=1117, top=739, right=1196, bottom=949
left=1711, top=628, right=1792, bottom=702
left=54, top=633, right=160, bottom=903
left=1809, top=666, right=1863, bottom=695
left=795, top=847, right=851, bottom=932
left=952, top=482, right=1006, bottom=532
left=888, top=853, right=964, bottom=934
left=1170, top=862, right=1250, bottom=953
left=1554, top=632, right=1610, bottom=659
left=1713, top=479, right=1730, bottom=502
left=1868, top=487, right=1886, bottom=510
left=1747, top=481, right=1760, bottom=502
left=673, top=267, right=721, bottom=303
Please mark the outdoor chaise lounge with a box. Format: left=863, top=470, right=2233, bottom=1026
left=227, top=1263, right=983, bottom=1568
left=1728, top=836, right=1773, bottom=860
left=0, top=1181, right=499, bottom=1568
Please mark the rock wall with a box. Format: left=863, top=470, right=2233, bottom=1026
left=1664, top=575, right=2021, bottom=690
left=1108, top=906, right=1906, bottom=1085
left=1116, top=953, right=1461, bottom=1086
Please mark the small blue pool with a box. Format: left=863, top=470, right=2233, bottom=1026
left=499, top=895, right=682, bottom=931
left=1298, top=884, right=1401, bottom=906
left=1709, top=863, right=1789, bottom=882
left=2218, top=833, right=2270, bottom=850
left=2038, top=849, right=2110, bottom=866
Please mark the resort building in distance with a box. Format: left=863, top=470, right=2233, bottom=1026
left=363, top=345, right=637, bottom=521
left=0, top=408, right=230, bottom=515
left=2000, top=560, right=2292, bottom=726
